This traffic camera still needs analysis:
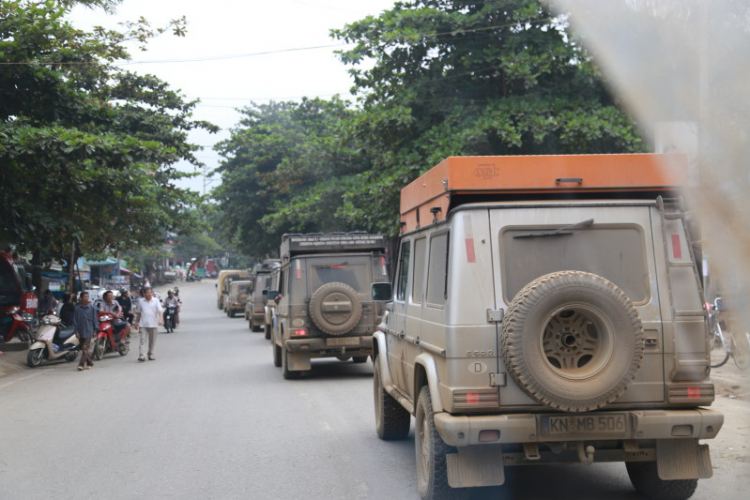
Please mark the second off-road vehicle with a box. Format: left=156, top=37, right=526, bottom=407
left=269, top=232, right=390, bottom=379
left=371, top=154, right=723, bottom=500
left=245, top=259, right=280, bottom=335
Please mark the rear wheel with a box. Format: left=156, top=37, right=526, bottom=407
left=118, top=342, right=129, bottom=356
left=65, top=350, right=79, bottom=363
left=626, top=461, right=698, bottom=500
left=273, top=341, right=282, bottom=367
left=229, top=309, right=235, bottom=318
left=731, top=331, right=750, bottom=370
left=353, top=356, right=368, bottom=364
left=26, top=348, right=45, bottom=368
left=374, top=360, right=410, bottom=440
left=264, top=324, right=271, bottom=340
left=415, top=386, right=469, bottom=500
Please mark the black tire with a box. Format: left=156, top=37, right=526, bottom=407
left=309, top=282, right=363, bottom=335
left=264, top=324, right=271, bottom=340
left=353, top=356, right=368, bottom=364
left=273, top=341, right=282, bottom=367
left=710, top=342, right=730, bottom=368
left=27, top=348, right=45, bottom=368
left=118, top=342, right=129, bottom=356
left=19, top=328, right=32, bottom=344
left=626, top=461, right=698, bottom=500
left=415, top=386, right=469, bottom=500
left=501, top=271, right=644, bottom=412
left=281, top=348, right=300, bottom=380
left=373, top=360, right=410, bottom=440
left=731, top=331, right=750, bottom=371
left=252, top=320, right=262, bottom=333
left=229, top=310, right=235, bottom=318
left=92, top=338, right=105, bottom=361
left=65, top=350, right=79, bottom=363
left=248, top=317, right=253, bottom=330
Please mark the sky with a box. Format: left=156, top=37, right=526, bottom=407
left=69, top=0, right=399, bottom=194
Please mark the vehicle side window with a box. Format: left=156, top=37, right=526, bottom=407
left=426, top=232, right=449, bottom=306
left=412, top=238, right=427, bottom=303
left=396, top=240, right=411, bottom=301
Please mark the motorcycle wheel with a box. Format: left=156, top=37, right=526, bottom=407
left=19, top=328, right=32, bottom=344
left=92, top=338, right=106, bottom=361
left=118, top=342, right=130, bottom=356
left=65, top=350, right=79, bottom=363
left=26, top=348, right=45, bottom=368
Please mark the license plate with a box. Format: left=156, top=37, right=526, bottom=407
left=541, top=414, right=627, bottom=436
left=326, top=337, right=360, bottom=346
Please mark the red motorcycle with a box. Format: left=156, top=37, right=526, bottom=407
left=0, top=305, right=32, bottom=343
left=91, top=311, right=130, bottom=360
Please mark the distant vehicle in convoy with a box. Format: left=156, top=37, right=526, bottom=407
left=216, top=269, right=249, bottom=309
left=225, top=280, right=251, bottom=318
left=245, top=260, right=280, bottom=334
left=371, top=154, right=723, bottom=500
left=269, top=232, right=390, bottom=379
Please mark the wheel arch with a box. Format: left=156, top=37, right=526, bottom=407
left=413, top=353, right=443, bottom=414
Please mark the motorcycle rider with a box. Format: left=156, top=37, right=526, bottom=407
left=163, top=290, right=180, bottom=328
left=98, top=290, right=131, bottom=344
left=116, top=289, right=134, bottom=324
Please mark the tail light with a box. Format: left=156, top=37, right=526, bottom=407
left=452, top=389, right=499, bottom=409
left=291, top=329, right=308, bottom=337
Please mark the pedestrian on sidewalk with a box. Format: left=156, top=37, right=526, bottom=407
left=73, top=291, right=98, bottom=371
left=134, top=286, right=162, bottom=362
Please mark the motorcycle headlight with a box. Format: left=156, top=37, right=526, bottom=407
left=8, top=306, right=20, bottom=314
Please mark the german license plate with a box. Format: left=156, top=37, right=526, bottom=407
left=541, top=414, right=627, bottom=436
left=326, top=337, right=360, bottom=346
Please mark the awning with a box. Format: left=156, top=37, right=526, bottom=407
left=119, top=266, right=143, bottom=279
left=85, top=258, right=117, bottom=266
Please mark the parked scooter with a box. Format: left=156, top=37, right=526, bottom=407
left=26, top=313, right=79, bottom=367
left=164, top=304, right=177, bottom=333
left=1, top=305, right=33, bottom=343
left=92, top=311, right=130, bottom=360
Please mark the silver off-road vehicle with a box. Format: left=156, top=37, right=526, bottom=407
left=270, top=232, right=390, bottom=379
left=371, top=154, right=723, bottom=500
left=244, top=259, right=280, bottom=336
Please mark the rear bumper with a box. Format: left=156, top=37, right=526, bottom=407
left=434, top=408, right=724, bottom=447
left=285, top=335, right=373, bottom=356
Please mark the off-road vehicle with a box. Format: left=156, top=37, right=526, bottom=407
left=216, top=269, right=249, bottom=310
left=270, top=232, right=390, bottom=379
left=224, top=280, right=251, bottom=318
left=245, top=259, right=280, bottom=335
left=371, top=154, right=723, bottom=500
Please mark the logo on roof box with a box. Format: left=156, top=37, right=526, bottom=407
left=475, top=166, right=500, bottom=180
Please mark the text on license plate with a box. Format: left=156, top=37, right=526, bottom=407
left=541, top=414, right=627, bottom=436
left=326, top=337, right=360, bottom=346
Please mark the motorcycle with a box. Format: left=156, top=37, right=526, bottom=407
left=26, top=313, right=79, bottom=367
left=92, top=311, right=130, bottom=360
left=164, top=304, right=177, bottom=333
left=1, top=305, right=33, bottom=344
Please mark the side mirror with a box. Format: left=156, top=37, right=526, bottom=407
left=371, top=282, right=392, bottom=302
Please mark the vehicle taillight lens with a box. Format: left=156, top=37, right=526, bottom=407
left=293, top=329, right=307, bottom=336
left=452, top=389, right=499, bottom=409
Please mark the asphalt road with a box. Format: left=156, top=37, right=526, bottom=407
left=1, top=280, right=748, bottom=500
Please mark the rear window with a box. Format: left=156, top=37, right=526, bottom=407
left=501, top=224, right=648, bottom=303
left=288, top=257, right=371, bottom=298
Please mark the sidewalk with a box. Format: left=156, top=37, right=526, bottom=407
left=0, top=340, right=29, bottom=378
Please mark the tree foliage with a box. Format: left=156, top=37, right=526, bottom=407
left=0, top=0, right=217, bottom=265
left=215, top=0, right=645, bottom=252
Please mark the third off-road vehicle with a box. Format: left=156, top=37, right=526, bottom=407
left=371, top=154, right=723, bottom=500
left=270, top=232, right=390, bottom=379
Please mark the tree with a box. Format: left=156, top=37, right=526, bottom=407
left=213, top=97, right=369, bottom=257
left=0, top=0, right=217, bottom=285
left=329, top=0, right=645, bottom=235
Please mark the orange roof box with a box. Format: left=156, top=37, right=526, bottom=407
left=400, top=153, right=687, bottom=232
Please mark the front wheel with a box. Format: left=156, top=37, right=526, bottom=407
left=731, top=331, right=750, bottom=371
left=374, top=360, right=410, bottom=440
left=26, top=348, right=45, bottom=368
left=92, top=338, right=105, bottom=361
left=626, top=461, right=698, bottom=500
left=415, top=386, right=469, bottom=500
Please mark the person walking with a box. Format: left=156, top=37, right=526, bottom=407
left=134, top=286, right=162, bottom=362
left=72, top=291, right=98, bottom=371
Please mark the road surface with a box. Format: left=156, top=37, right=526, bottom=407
left=1, top=280, right=748, bottom=499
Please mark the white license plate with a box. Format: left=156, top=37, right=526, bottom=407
left=541, top=414, right=627, bottom=436
left=326, top=337, right=360, bottom=346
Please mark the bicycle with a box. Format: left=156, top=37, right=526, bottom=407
left=708, top=297, right=750, bottom=370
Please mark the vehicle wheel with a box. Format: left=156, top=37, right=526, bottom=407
left=281, top=348, right=300, bottom=380
left=264, top=324, right=271, bottom=340
left=309, top=282, right=363, bottom=335
left=374, top=360, right=410, bottom=440
left=248, top=317, right=253, bottom=330
left=118, top=342, right=129, bottom=356
left=92, top=338, right=106, bottom=361
left=229, top=310, right=235, bottom=318
left=501, top=271, right=644, bottom=412
left=26, top=348, right=45, bottom=368
left=353, top=356, right=368, bottom=364
left=710, top=342, right=730, bottom=368
left=65, top=350, right=79, bottom=363
left=731, top=331, right=750, bottom=371
left=273, top=341, right=282, bottom=367
left=626, top=461, right=698, bottom=500
left=415, top=386, right=469, bottom=500
left=19, top=328, right=32, bottom=344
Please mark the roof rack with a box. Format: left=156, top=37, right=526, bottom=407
left=280, top=232, right=386, bottom=259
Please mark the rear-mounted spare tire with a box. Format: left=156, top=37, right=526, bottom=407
left=309, top=282, right=363, bottom=336
left=501, top=271, right=645, bottom=412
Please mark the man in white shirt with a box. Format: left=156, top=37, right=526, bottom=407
left=134, top=287, right=162, bottom=362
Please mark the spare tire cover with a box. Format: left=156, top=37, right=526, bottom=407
left=501, top=271, right=644, bottom=412
left=309, top=282, right=363, bottom=335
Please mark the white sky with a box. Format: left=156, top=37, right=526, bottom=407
left=69, top=0, right=398, bottom=194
